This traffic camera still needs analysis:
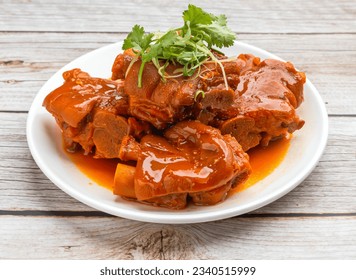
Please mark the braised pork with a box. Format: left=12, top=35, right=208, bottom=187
left=43, top=50, right=306, bottom=209
left=196, top=54, right=305, bottom=151
left=112, top=51, right=199, bottom=129
left=112, top=52, right=305, bottom=151
left=117, top=121, right=251, bottom=209
left=43, top=68, right=150, bottom=158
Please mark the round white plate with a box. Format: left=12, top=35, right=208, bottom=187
left=27, top=41, right=328, bottom=224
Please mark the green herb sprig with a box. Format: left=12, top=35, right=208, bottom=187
left=122, top=4, right=236, bottom=89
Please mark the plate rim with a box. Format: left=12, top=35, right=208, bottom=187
left=26, top=41, right=329, bottom=224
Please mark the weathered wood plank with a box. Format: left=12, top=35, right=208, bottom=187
left=1, top=0, right=356, bottom=33
left=1, top=112, right=355, bottom=214
left=1, top=32, right=355, bottom=114
left=1, top=215, right=355, bottom=259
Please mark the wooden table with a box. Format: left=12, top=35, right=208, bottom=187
left=1, top=0, right=355, bottom=259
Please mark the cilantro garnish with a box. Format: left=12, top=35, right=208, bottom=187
left=122, top=4, right=236, bottom=89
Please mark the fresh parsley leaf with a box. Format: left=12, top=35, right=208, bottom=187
left=122, top=25, right=153, bottom=53
left=158, top=31, right=180, bottom=48
left=122, top=5, right=236, bottom=89
left=199, top=15, right=236, bottom=48
left=182, top=4, right=214, bottom=27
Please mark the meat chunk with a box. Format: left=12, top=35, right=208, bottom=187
left=118, top=135, right=141, bottom=162
left=112, top=52, right=198, bottom=129
left=197, top=54, right=306, bottom=151
left=44, top=68, right=129, bottom=126
left=226, top=57, right=305, bottom=150
left=92, top=111, right=130, bottom=158
left=43, top=68, right=150, bottom=157
left=219, top=115, right=261, bottom=152
left=117, top=121, right=251, bottom=209
left=111, top=49, right=135, bottom=80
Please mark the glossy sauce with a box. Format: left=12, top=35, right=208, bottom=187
left=65, top=137, right=290, bottom=193
left=233, top=136, right=291, bottom=193
left=66, top=151, right=119, bottom=190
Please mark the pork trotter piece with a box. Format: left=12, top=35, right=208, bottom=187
left=222, top=57, right=305, bottom=150
left=43, top=68, right=150, bottom=158
left=116, top=121, right=251, bottom=209
left=112, top=51, right=198, bottom=129
left=197, top=54, right=306, bottom=151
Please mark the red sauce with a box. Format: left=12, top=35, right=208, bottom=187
left=66, top=151, right=118, bottom=190
left=65, top=137, right=290, bottom=193
left=233, top=136, right=291, bottom=193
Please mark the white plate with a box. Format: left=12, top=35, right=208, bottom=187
left=27, top=41, right=328, bottom=224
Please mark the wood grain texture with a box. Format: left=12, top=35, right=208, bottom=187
left=1, top=0, right=356, bottom=33
left=1, top=113, right=355, bottom=214
left=1, top=216, right=355, bottom=259
left=1, top=32, right=355, bottom=114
